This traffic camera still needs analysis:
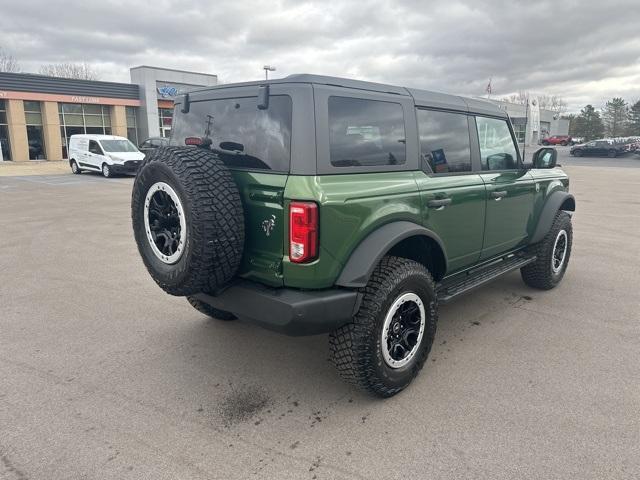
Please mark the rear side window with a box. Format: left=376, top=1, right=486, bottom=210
left=171, top=95, right=292, bottom=172
left=328, top=96, right=406, bottom=167
left=476, top=117, right=519, bottom=170
left=417, top=109, right=471, bottom=173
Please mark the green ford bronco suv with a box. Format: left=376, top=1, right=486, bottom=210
left=131, top=75, right=575, bottom=397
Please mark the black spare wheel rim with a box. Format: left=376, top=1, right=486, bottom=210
left=144, top=182, right=186, bottom=264
left=382, top=292, right=426, bottom=368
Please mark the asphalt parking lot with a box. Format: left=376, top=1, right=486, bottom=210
left=1, top=149, right=639, bottom=480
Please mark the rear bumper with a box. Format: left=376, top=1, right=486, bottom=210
left=193, top=281, right=360, bottom=336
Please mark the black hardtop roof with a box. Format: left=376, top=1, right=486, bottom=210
left=184, top=74, right=505, bottom=117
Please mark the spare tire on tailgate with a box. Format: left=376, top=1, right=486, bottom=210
left=131, top=146, right=245, bottom=296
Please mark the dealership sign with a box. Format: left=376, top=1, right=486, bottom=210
left=157, top=86, right=179, bottom=98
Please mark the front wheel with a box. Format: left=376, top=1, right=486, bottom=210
left=521, top=211, right=573, bottom=290
left=572, top=149, right=583, bottom=157
left=102, top=163, right=112, bottom=178
left=607, top=149, right=617, bottom=158
left=329, top=256, right=437, bottom=397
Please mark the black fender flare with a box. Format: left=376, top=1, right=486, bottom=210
left=530, top=191, right=576, bottom=244
left=335, top=221, right=448, bottom=288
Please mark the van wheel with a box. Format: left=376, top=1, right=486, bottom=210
left=102, top=163, right=112, bottom=178
left=70, top=160, right=81, bottom=174
left=187, top=296, right=237, bottom=321
left=607, top=149, right=617, bottom=158
left=329, top=256, right=437, bottom=397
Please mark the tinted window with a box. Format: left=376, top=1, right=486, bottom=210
left=171, top=96, right=292, bottom=172
left=329, top=97, right=405, bottom=167
left=476, top=117, right=519, bottom=170
left=417, top=109, right=471, bottom=173
left=88, top=141, right=102, bottom=155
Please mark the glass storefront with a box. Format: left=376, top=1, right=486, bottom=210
left=24, top=101, right=46, bottom=160
left=126, top=106, right=138, bottom=145
left=59, top=103, right=112, bottom=158
left=158, top=108, right=173, bottom=138
left=0, top=100, right=10, bottom=161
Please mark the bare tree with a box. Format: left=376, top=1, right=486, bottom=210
left=538, top=94, right=568, bottom=115
left=39, top=62, right=98, bottom=80
left=500, top=91, right=568, bottom=115
left=0, top=46, right=20, bottom=73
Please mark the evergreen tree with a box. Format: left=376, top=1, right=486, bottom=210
left=602, top=97, right=628, bottom=137
left=573, top=105, right=605, bottom=140
left=627, top=100, right=640, bottom=136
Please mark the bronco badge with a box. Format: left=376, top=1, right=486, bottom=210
left=262, top=215, right=276, bottom=237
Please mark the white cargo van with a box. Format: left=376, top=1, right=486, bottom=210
left=68, top=134, right=145, bottom=178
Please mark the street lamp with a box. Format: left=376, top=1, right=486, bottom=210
left=263, top=65, right=276, bottom=80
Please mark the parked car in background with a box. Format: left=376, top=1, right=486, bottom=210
left=542, top=135, right=573, bottom=146
left=139, top=137, right=169, bottom=157
left=570, top=139, right=628, bottom=158
left=68, top=134, right=145, bottom=177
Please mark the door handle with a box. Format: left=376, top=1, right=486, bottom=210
left=491, top=191, right=507, bottom=200
left=427, top=198, right=452, bottom=209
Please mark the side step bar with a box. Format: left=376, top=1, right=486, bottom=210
left=436, top=253, right=536, bottom=304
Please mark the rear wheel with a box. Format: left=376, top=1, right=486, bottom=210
left=521, top=211, right=572, bottom=290
left=607, top=149, right=617, bottom=158
left=187, top=296, right=236, bottom=321
left=329, top=256, right=437, bottom=397
left=542, top=140, right=550, bottom=146
left=561, top=141, right=568, bottom=146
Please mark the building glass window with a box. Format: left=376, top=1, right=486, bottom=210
left=126, top=106, right=138, bottom=145
left=24, top=101, right=46, bottom=160
left=0, top=100, right=11, bottom=161
left=512, top=123, right=526, bottom=143
left=158, top=108, right=173, bottom=138
left=59, top=103, right=112, bottom=159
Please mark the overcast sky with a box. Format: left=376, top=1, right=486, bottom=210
left=2, top=0, right=639, bottom=111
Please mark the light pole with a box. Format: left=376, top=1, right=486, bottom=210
left=263, top=65, right=276, bottom=80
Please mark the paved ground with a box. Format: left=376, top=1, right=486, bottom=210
left=1, top=151, right=639, bottom=480
left=0, top=160, right=68, bottom=176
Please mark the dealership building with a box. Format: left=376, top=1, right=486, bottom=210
left=0, top=66, right=217, bottom=162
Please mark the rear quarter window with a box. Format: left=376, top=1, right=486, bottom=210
left=170, top=95, right=292, bottom=172
left=328, top=96, right=406, bottom=167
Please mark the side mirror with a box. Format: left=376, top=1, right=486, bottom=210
left=532, top=148, right=557, bottom=169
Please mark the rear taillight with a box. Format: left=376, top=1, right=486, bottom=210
left=289, top=201, right=318, bottom=263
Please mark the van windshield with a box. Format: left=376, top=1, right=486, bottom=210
left=100, top=139, right=139, bottom=153
left=170, top=95, right=292, bottom=172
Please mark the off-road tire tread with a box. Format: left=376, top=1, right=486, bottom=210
left=187, top=296, right=237, bottom=321
left=132, top=146, right=245, bottom=296
left=521, top=211, right=572, bottom=290
left=329, top=256, right=437, bottom=397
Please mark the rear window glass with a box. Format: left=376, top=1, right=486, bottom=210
left=170, top=95, right=292, bottom=172
left=417, top=109, right=471, bottom=173
left=328, top=96, right=406, bottom=167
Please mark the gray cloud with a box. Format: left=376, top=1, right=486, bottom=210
left=1, top=0, right=639, bottom=111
